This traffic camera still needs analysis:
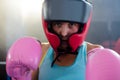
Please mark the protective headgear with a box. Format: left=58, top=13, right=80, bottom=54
left=42, top=0, right=93, bottom=53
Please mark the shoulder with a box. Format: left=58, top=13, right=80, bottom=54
left=41, top=42, right=50, bottom=53
left=86, top=42, right=104, bottom=54
left=41, top=42, right=50, bottom=49
left=41, top=42, right=50, bottom=57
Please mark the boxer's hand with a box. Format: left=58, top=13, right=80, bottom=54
left=6, top=37, right=42, bottom=80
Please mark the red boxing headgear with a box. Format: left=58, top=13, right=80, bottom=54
left=42, top=0, right=93, bottom=53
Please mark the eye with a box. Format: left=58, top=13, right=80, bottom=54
left=68, top=23, right=79, bottom=28
left=69, top=22, right=74, bottom=26
left=52, top=22, right=62, bottom=27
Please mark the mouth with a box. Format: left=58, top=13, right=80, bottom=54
left=61, top=40, right=69, bottom=48
left=57, top=40, right=70, bottom=52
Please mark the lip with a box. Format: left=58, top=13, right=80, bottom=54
left=60, top=40, right=68, bottom=48
left=61, top=40, right=68, bottom=44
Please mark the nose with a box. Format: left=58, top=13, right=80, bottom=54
left=60, top=25, right=70, bottom=37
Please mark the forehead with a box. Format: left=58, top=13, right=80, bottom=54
left=49, top=20, right=81, bottom=24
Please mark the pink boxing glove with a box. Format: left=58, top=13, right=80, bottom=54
left=6, top=37, right=42, bottom=80
left=86, top=48, right=120, bottom=80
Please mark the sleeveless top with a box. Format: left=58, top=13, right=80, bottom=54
left=39, top=42, right=87, bottom=80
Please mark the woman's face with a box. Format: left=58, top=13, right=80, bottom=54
left=51, top=21, right=80, bottom=52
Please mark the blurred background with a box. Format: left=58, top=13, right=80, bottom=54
left=0, top=0, right=120, bottom=79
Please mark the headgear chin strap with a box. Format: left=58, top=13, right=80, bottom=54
left=42, top=0, right=93, bottom=53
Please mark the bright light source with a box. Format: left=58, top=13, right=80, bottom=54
left=5, top=0, right=42, bottom=18
left=20, top=0, right=42, bottom=17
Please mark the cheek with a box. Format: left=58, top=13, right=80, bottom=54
left=52, top=27, right=60, bottom=34
left=72, top=27, right=79, bottom=33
